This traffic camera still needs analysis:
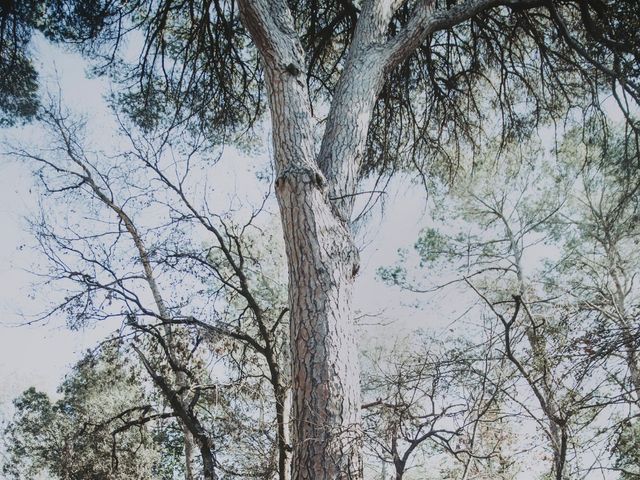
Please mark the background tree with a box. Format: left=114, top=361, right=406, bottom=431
left=7, top=100, right=293, bottom=479
left=3, top=0, right=640, bottom=477
left=553, top=127, right=640, bottom=402
left=2, top=343, right=181, bottom=480
left=380, top=135, right=640, bottom=478
left=361, top=335, right=513, bottom=480
left=614, top=420, right=640, bottom=479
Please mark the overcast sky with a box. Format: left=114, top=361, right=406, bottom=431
left=0, top=38, right=116, bottom=411
left=0, top=35, right=447, bottom=421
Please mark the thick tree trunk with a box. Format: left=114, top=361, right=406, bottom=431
left=236, top=2, right=365, bottom=475
left=236, top=1, right=451, bottom=477
left=276, top=167, right=362, bottom=479
left=257, top=35, right=363, bottom=477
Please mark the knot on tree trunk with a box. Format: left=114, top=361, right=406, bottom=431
left=349, top=242, right=360, bottom=278
left=275, top=164, right=327, bottom=191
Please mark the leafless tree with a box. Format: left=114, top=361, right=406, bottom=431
left=10, top=102, right=292, bottom=479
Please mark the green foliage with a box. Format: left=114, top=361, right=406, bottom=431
left=2, top=345, right=182, bottom=480
left=376, top=247, right=408, bottom=286
left=414, top=228, right=449, bottom=264
left=0, top=0, right=42, bottom=125
left=5, top=0, right=640, bottom=178
left=375, top=126, right=640, bottom=477
left=615, top=421, right=640, bottom=478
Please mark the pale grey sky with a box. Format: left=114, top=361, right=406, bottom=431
left=0, top=35, right=439, bottom=417
left=1, top=32, right=628, bottom=480
left=0, top=37, right=117, bottom=414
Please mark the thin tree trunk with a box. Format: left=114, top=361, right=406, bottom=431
left=135, top=346, right=218, bottom=480
left=264, top=343, right=292, bottom=480
left=179, top=373, right=197, bottom=480
left=47, top=110, right=219, bottom=479
left=502, top=218, right=566, bottom=480
left=276, top=386, right=292, bottom=480
left=183, top=426, right=196, bottom=480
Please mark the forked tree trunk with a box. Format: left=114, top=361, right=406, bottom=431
left=262, top=40, right=363, bottom=476
left=236, top=0, right=479, bottom=477
left=236, top=0, right=368, bottom=474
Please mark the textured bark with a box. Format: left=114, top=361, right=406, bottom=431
left=317, top=0, right=401, bottom=218
left=236, top=0, right=532, bottom=477
left=263, top=32, right=363, bottom=477
left=239, top=2, right=363, bottom=477
left=277, top=169, right=362, bottom=479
